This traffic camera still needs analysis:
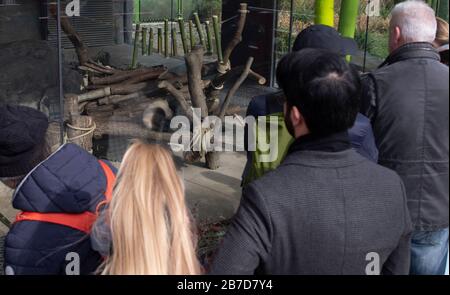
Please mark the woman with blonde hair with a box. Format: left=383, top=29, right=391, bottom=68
left=92, top=141, right=202, bottom=275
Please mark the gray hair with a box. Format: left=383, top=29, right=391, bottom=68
left=390, top=0, right=437, bottom=44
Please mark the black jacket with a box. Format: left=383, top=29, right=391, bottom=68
left=210, top=135, right=412, bottom=275
left=361, top=42, right=449, bottom=231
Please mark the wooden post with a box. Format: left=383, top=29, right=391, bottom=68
left=172, top=27, right=179, bottom=56
left=142, top=27, right=148, bottom=55
left=212, top=15, right=223, bottom=63
left=67, top=115, right=95, bottom=152
left=131, top=24, right=140, bottom=69
left=193, top=12, right=206, bottom=48
left=148, top=27, right=154, bottom=55
left=164, top=19, right=170, bottom=58
left=158, top=27, right=163, bottom=54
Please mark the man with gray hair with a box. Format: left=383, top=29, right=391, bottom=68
left=361, top=0, right=449, bottom=275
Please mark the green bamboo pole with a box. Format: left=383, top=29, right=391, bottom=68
left=164, top=19, right=169, bottom=58
left=172, top=27, right=179, bottom=56
left=338, top=0, right=359, bottom=61
left=193, top=12, right=206, bottom=48
left=148, top=27, right=154, bottom=55
left=142, top=27, right=148, bottom=56
left=212, top=15, right=223, bottom=63
left=178, top=18, right=189, bottom=54
left=189, top=20, right=195, bottom=49
left=315, top=0, right=335, bottom=27
left=131, top=24, right=140, bottom=69
left=157, top=27, right=163, bottom=54
left=205, top=20, right=213, bottom=54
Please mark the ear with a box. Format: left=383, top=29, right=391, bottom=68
left=393, top=26, right=401, bottom=43
left=290, top=105, right=303, bottom=127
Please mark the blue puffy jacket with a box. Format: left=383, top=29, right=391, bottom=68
left=4, top=144, right=116, bottom=275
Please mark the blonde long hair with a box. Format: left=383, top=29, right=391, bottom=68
left=101, top=141, right=201, bottom=275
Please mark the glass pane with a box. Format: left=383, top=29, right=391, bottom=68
left=0, top=0, right=63, bottom=233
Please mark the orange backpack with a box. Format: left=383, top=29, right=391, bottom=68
left=14, top=160, right=116, bottom=234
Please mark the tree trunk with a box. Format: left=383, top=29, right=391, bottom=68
left=67, top=115, right=95, bottom=152
left=205, top=152, right=220, bottom=170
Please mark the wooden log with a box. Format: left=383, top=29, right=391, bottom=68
left=77, top=82, right=150, bottom=103
left=64, top=95, right=80, bottom=120
left=158, top=80, right=193, bottom=120
left=185, top=46, right=209, bottom=118
left=90, top=66, right=165, bottom=85
left=94, top=120, right=173, bottom=142
left=67, top=115, right=95, bottom=152
left=249, top=69, right=267, bottom=85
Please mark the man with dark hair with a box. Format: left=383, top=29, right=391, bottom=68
left=243, top=24, right=378, bottom=186
left=210, top=49, right=412, bottom=275
left=0, top=105, right=116, bottom=275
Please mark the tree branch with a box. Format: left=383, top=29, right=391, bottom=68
left=218, top=57, right=254, bottom=119
left=158, top=80, right=193, bottom=121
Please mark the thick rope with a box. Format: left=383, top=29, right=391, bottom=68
left=66, top=122, right=97, bottom=142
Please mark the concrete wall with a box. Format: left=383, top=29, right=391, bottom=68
left=0, top=0, right=43, bottom=44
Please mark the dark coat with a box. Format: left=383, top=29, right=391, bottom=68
left=361, top=42, right=449, bottom=231
left=210, top=149, right=412, bottom=275
left=4, top=144, right=116, bottom=275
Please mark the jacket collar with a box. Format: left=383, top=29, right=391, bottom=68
left=283, top=132, right=365, bottom=169
left=379, top=42, right=440, bottom=68
left=288, top=131, right=351, bottom=154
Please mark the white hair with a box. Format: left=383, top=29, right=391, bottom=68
left=390, top=0, right=437, bottom=43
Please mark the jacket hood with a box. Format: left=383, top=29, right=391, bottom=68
left=12, top=144, right=108, bottom=214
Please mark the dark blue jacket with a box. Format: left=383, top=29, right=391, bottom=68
left=246, top=94, right=379, bottom=162
left=4, top=144, right=116, bottom=275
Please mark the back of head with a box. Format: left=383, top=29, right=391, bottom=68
left=276, top=49, right=361, bottom=136
left=0, top=105, right=50, bottom=188
left=390, top=0, right=437, bottom=45
left=434, top=16, right=449, bottom=47
left=102, top=141, right=201, bottom=275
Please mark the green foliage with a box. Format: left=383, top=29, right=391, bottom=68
left=355, top=29, right=389, bottom=59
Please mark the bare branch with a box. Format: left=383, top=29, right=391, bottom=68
left=158, top=80, right=193, bottom=121
left=222, top=3, right=249, bottom=67
left=218, top=57, right=254, bottom=119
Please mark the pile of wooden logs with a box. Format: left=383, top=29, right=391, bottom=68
left=54, top=3, right=264, bottom=170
